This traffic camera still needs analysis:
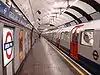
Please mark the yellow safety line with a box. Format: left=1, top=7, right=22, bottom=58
left=47, top=41, right=85, bottom=75
left=57, top=50, right=84, bottom=75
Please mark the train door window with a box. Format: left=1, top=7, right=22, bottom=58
left=54, top=33, right=57, bottom=40
left=81, top=29, right=94, bottom=46
left=72, top=32, right=79, bottom=43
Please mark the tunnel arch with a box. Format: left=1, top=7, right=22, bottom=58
left=80, top=0, right=100, bottom=12
left=64, top=11, right=82, bottom=24
left=70, top=6, right=93, bottom=21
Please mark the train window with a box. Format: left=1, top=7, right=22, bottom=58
left=72, top=32, right=79, bottom=43
left=61, top=32, right=64, bottom=39
left=54, top=33, right=56, bottom=38
left=61, top=32, right=69, bottom=41
left=81, top=30, right=94, bottom=46
left=64, top=31, right=69, bottom=42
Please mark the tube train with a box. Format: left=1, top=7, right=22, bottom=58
left=43, top=20, right=100, bottom=75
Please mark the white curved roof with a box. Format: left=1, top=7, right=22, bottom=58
left=12, top=0, right=100, bottom=31
left=80, top=20, right=100, bottom=31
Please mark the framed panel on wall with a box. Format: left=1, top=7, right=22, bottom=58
left=3, top=27, right=14, bottom=67
left=19, top=29, right=24, bottom=63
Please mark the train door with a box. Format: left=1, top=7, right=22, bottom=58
left=3, top=26, right=14, bottom=75
left=70, top=25, right=83, bottom=60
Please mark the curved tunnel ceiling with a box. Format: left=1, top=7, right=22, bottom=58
left=64, top=11, right=82, bottom=23
left=51, top=14, right=76, bottom=26
left=70, top=6, right=93, bottom=21
left=12, top=0, right=100, bottom=30
left=51, top=16, right=71, bottom=26
left=73, top=1, right=96, bottom=14
left=80, top=0, right=100, bottom=12
left=66, top=9, right=83, bottom=18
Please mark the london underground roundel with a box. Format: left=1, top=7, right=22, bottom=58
left=3, top=27, right=14, bottom=66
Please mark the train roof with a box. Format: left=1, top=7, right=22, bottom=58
left=44, top=20, right=100, bottom=34
left=80, top=20, right=100, bottom=31
left=60, top=26, right=75, bottom=32
left=59, top=24, right=84, bottom=32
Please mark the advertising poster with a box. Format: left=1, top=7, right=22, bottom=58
left=19, top=29, right=23, bottom=63
left=28, top=32, right=31, bottom=50
left=3, top=27, right=14, bottom=66
left=25, top=32, right=28, bottom=54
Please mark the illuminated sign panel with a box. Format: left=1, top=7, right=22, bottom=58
left=3, top=27, right=14, bottom=66
left=0, top=1, right=27, bottom=26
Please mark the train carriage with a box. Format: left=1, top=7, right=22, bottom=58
left=78, top=20, right=100, bottom=74
left=43, top=20, right=100, bottom=75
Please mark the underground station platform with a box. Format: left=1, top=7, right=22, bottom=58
left=18, top=37, right=91, bottom=75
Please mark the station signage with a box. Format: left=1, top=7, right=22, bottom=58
left=3, top=27, right=14, bottom=66
left=93, top=50, right=99, bottom=60
left=0, top=1, right=9, bottom=17
left=0, top=1, right=27, bottom=26
left=8, top=6, right=27, bottom=25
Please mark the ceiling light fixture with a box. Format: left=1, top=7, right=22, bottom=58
left=51, top=12, right=59, bottom=18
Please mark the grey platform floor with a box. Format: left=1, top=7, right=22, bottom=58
left=19, top=37, right=75, bottom=75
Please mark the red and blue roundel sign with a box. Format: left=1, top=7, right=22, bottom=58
left=4, top=32, right=14, bottom=59
left=3, top=27, right=14, bottom=66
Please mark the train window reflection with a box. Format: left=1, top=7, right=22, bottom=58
left=64, top=31, right=69, bottom=42
left=61, top=32, right=69, bottom=41
left=81, top=30, right=94, bottom=46
left=72, top=32, right=79, bottom=43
